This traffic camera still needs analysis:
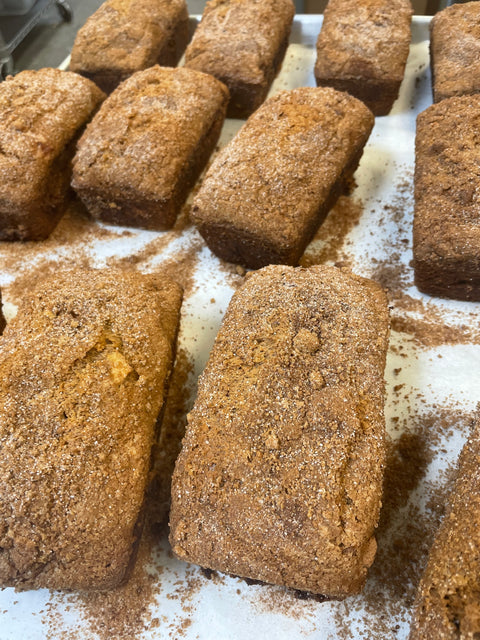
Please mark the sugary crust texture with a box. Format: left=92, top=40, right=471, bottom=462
left=169, top=264, right=389, bottom=598
left=430, top=2, right=480, bottom=104
left=0, top=269, right=183, bottom=590
left=184, top=0, right=294, bottom=118
left=409, top=412, right=480, bottom=639
left=0, top=68, right=105, bottom=241
left=72, top=66, right=229, bottom=231
left=314, top=0, right=413, bottom=116
left=69, top=0, right=190, bottom=93
left=413, top=94, right=480, bottom=301
left=191, top=87, right=374, bottom=269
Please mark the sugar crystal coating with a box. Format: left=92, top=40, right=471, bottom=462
left=0, top=269, right=182, bottom=590
left=409, top=412, right=480, bottom=638
left=0, top=68, right=105, bottom=241
left=169, top=264, right=389, bottom=598
left=69, top=0, right=190, bottom=93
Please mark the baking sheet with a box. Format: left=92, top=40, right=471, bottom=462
left=1, top=15, right=479, bottom=639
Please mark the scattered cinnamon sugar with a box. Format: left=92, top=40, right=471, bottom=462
left=108, top=240, right=203, bottom=299
left=300, top=194, right=364, bottom=268
left=355, top=411, right=468, bottom=626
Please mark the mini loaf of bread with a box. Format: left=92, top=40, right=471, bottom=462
left=191, top=87, right=374, bottom=269
left=0, top=68, right=105, bottom=241
left=314, top=0, right=413, bottom=116
left=430, top=2, right=480, bottom=104
left=0, top=268, right=182, bottom=590
left=183, top=0, right=295, bottom=118
left=69, top=0, right=190, bottom=94
left=409, top=412, right=480, bottom=639
left=170, top=264, right=389, bottom=598
left=413, top=94, right=480, bottom=301
left=72, top=66, right=229, bottom=231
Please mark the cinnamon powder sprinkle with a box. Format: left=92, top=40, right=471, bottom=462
left=300, top=194, right=364, bottom=268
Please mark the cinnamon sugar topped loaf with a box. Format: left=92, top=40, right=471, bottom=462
left=170, top=265, right=389, bottom=598
left=0, top=269, right=182, bottom=590
left=184, top=0, right=294, bottom=118
left=72, top=65, right=229, bottom=231
left=413, top=94, right=480, bottom=301
left=191, top=87, right=374, bottom=269
left=314, top=0, right=412, bottom=116
left=430, top=1, right=480, bottom=103
left=70, top=0, right=190, bottom=93
left=0, top=68, right=105, bottom=241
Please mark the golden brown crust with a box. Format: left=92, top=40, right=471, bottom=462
left=184, top=0, right=295, bottom=118
left=69, top=0, right=190, bottom=94
left=169, top=264, right=389, bottom=598
left=413, top=94, right=480, bottom=301
left=72, top=66, right=229, bottom=231
left=191, top=87, right=374, bottom=269
left=0, top=69, right=105, bottom=241
left=314, top=0, right=412, bottom=116
left=409, top=412, right=480, bottom=639
left=430, top=2, right=480, bottom=104
left=0, top=268, right=182, bottom=590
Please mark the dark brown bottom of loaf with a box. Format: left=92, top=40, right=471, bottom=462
left=414, top=259, right=480, bottom=301
left=79, top=102, right=226, bottom=230
left=0, top=202, right=68, bottom=241
left=315, top=75, right=401, bottom=116
left=194, top=145, right=364, bottom=269
left=74, top=190, right=179, bottom=231
left=226, top=31, right=290, bottom=119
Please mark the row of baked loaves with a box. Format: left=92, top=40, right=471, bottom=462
left=0, top=264, right=389, bottom=598
left=67, top=0, right=414, bottom=118
left=0, top=261, right=478, bottom=638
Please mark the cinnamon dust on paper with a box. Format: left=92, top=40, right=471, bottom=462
left=300, top=194, right=364, bottom=268
left=347, top=409, right=471, bottom=639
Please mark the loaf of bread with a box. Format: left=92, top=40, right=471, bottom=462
left=413, top=94, right=480, bottom=301
left=409, top=412, right=480, bottom=638
left=69, top=0, right=190, bottom=94
left=183, top=0, right=294, bottom=118
left=72, top=66, right=229, bottom=231
left=430, top=2, right=480, bottom=104
left=0, top=68, right=105, bottom=241
left=170, top=264, right=389, bottom=598
left=314, top=0, right=412, bottom=116
left=191, top=87, right=374, bottom=269
left=0, top=268, right=182, bottom=590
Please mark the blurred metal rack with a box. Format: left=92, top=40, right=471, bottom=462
left=0, top=0, right=71, bottom=79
